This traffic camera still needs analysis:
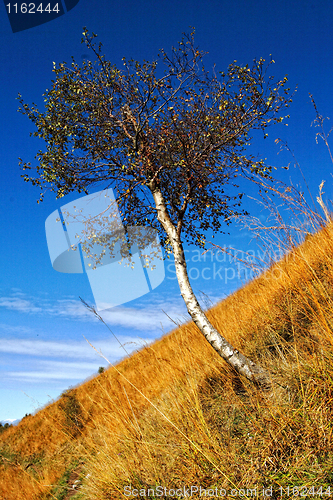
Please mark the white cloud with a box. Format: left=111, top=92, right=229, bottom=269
left=9, top=288, right=26, bottom=296
left=7, top=360, right=101, bottom=382
left=0, top=296, right=42, bottom=314
left=0, top=291, right=189, bottom=331
left=8, top=370, right=94, bottom=381
left=0, top=323, right=35, bottom=335
left=100, top=301, right=188, bottom=330
left=44, top=298, right=96, bottom=321
left=1, top=337, right=153, bottom=383
left=0, top=337, right=148, bottom=360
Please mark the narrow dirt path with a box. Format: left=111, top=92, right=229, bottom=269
left=63, top=463, right=84, bottom=499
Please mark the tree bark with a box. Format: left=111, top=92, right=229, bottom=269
left=151, top=186, right=271, bottom=388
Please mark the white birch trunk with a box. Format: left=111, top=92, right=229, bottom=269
left=151, top=186, right=270, bottom=388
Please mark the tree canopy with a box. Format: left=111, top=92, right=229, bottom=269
left=18, top=29, right=292, bottom=254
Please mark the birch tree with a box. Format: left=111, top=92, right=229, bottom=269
left=18, top=29, right=292, bottom=387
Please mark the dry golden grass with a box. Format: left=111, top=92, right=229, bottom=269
left=1, top=219, right=333, bottom=499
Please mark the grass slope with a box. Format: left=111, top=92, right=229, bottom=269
left=1, top=222, right=333, bottom=499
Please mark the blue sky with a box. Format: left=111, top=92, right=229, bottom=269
left=1, top=0, right=333, bottom=421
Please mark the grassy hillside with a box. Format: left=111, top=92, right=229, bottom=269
left=1, top=220, right=333, bottom=499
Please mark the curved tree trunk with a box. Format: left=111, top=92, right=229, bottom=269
left=151, top=186, right=271, bottom=388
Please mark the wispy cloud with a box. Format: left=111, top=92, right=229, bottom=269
left=44, top=298, right=95, bottom=321
left=0, top=291, right=189, bottom=331
left=0, top=323, right=35, bottom=335
left=0, top=336, right=150, bottom=385
left=7, top=360, right=103, bottom=382
left=1, top=336, right=153, bottom=383
left=100, top=300, right=189, bottom=330
left=0, top=337, right=148, bottom=360
left=0, top=296, right=42, bottom=314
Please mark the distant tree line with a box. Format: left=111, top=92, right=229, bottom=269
left=0, top=422, right=13, bottom=434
